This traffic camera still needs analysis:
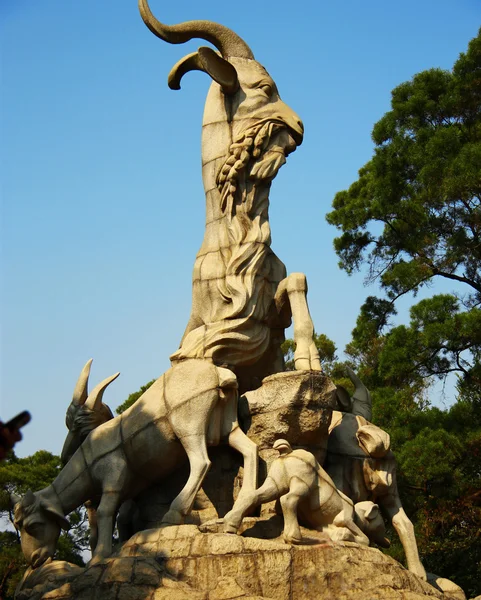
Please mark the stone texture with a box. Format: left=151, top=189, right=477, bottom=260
left=427, top=574, right=467, bottom=600
left=241, top=371, right=336, bottom=457
left=14, top=526, right=463, bottom=600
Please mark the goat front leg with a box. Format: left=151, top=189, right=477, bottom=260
left=275, top=273, right=321, bottom=371
left=382, top=494, right=427, bottom=580
left=280, top=477, right=310, bottom=543
left=85, top=500, right=98, bottom=552
left=90, top=492, right=120, bottom=564
left=224, top=476, right=280, bottom=533
left=221, top=389, right=258, bottom=494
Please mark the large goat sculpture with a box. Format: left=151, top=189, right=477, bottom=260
left=12, top=360, right=257, bottom=566
left=138, top=0, right=322, bottom=391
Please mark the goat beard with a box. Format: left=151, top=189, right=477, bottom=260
left=249, top=128, right=296, bottom=181
left=217, top=122, right=297, bottom=215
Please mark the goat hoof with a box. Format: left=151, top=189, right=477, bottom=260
left=88, top=554, right=106, bottom=567
left=223, top=522, right=238, bottom=534
left=283, top=534, right=302, bottom=545
left=162, top=510, right=183, bottom=525
left=309, top=344, right=322, bottom=371
left=294, top=354, right=311, bottom=371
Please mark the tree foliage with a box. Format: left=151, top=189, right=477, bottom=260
left=326, top=28, right=481, bottom=307
left=325, top=33, right=481, bottom=592
left=115, top=379, right=155, bottom=415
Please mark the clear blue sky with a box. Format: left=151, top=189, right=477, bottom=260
left=1, top=0, right=479, bottom=457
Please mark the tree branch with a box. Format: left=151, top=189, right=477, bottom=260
left=431, top=268, right=481, bottom=292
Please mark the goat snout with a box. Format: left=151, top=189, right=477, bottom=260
left=30, top=548, right=51, bottom=569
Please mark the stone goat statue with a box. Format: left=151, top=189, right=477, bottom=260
left=12, top=359, right=258, bottom=566
left=223, top=439, right=389, bottom=548
left=326, top=367, right=427, bottom=580
left=138, top=0, right=321, bottom=393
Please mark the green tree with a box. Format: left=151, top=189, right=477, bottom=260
left=115, top=379, right=155, bottom=414
left=326, top=28, right=481, bottom=400
left=326, top=29, right=481, bottom=307
left=0, top=451, right=87, bottom=599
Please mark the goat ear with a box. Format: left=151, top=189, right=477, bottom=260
left=365, top=503, right=380, bottom=520
left=40, top=501, right=71, bottom=531
left=84, top=372, right=120, bottom=412
left=72, top=359, right=93, bottom=406
left=198, top=47, right=239, bottom=94
left=10, top=493, right=21, bottom=508
left=23, top=490, right=36, bottom=506
left=168, top=48, right=239, bottom=95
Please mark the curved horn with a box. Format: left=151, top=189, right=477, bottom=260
left=169, top=47, right=239, bottom=94
left=346, top=366, right=372, bottom=421
left=72, top=359, right=93, bottom=406
left=138, top=0, right=254, bottom=59
left=335, top=384, right=352, bottom=412
left=84, top=372, right=120, bottom=412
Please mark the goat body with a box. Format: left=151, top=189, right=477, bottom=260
left=13, top=360, right=257, bottom=565
left=223, top=442, right=380, bottom=546
left=326, top=409, right=427, bottom=580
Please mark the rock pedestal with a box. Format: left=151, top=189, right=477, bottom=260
left=16, top=524, right=462, bottom=600
left=240, top=370, right=337, bottom=463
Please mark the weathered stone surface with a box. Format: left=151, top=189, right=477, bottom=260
left=241, top=370, right=336, bottom=457
left=427, top=573, right=467, bottom=600
left=16, top=561, right=83, bottom=600
left=13, top=526, right=464, bottom=600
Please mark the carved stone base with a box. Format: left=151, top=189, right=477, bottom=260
left=16, top=525, right=464, bottom=600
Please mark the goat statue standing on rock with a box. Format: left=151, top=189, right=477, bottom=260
left=223, top=439, right=390, bottom=549
left=137, top=0, right=322, bottom=392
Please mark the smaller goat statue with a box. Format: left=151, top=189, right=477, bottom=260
left=12, top=359, right=258, bottom=567
left=223, top=439, right=389, bottom=548
left=326, top=367, right=427, bottom=581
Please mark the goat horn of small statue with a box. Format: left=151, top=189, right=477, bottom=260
left=346, top=366, right=370, bottom=404
left=72, top=358, right=93, bottom=406
left=138, top=0, right=254, bottom=59
left=84, top=372, right=120, bottom=411
left=168, top=48, right=239, bottom=94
